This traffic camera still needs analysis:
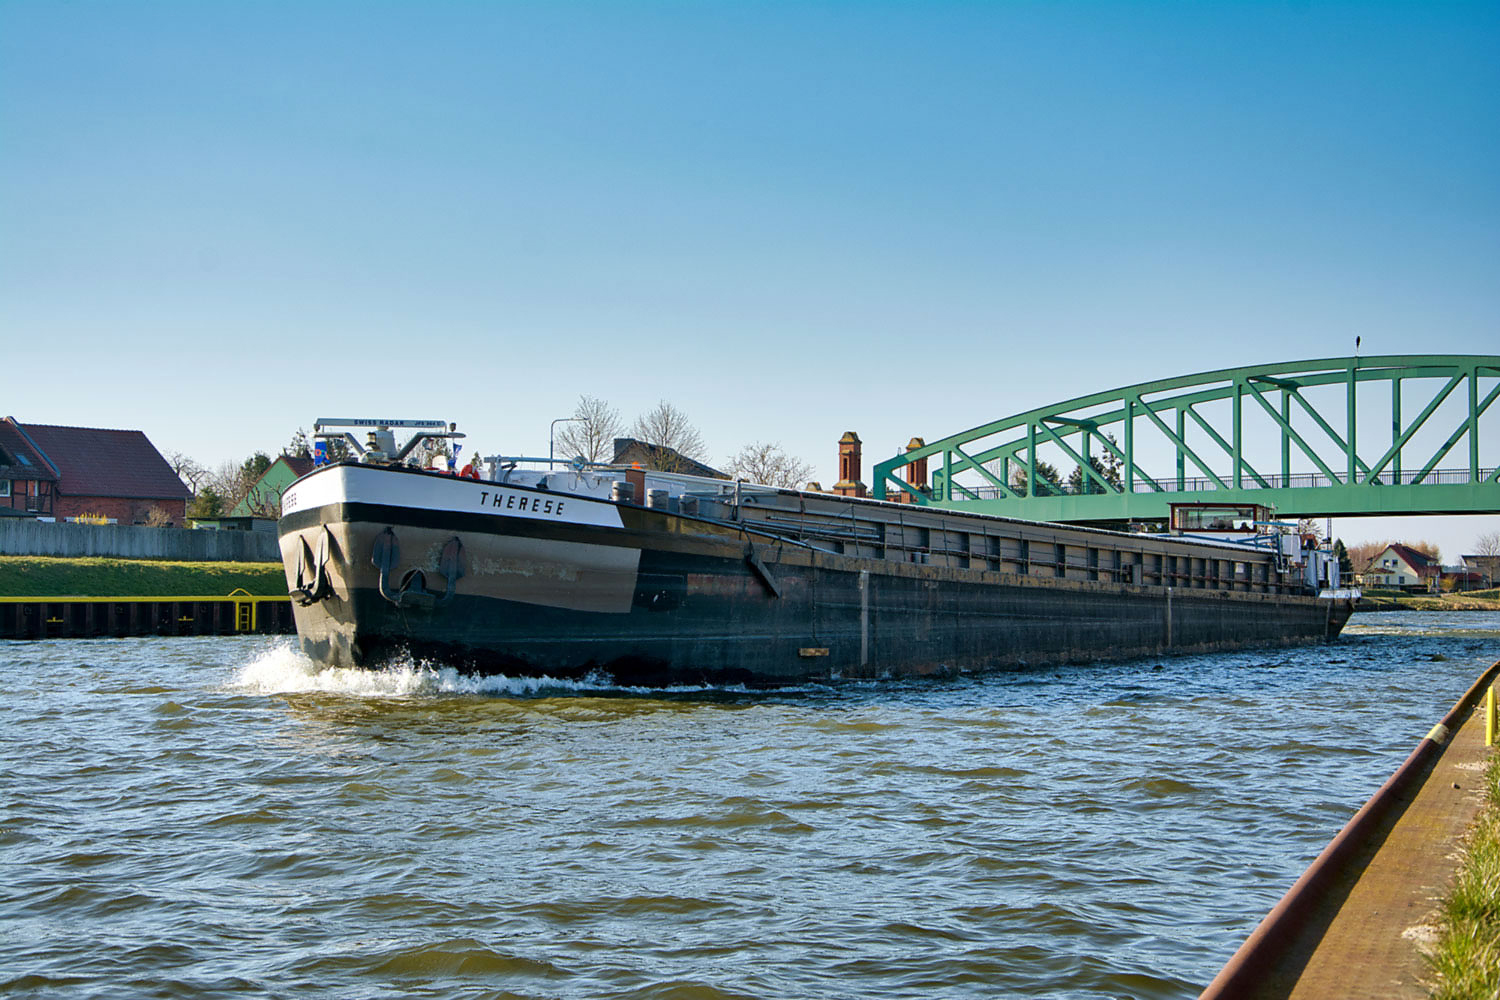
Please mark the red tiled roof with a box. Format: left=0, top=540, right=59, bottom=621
left=0, top=418, right=59, bottom=481
left=284, top=455, right=316, bottom=478
left=17, top=422, right=191, bottom=501
left=1385, top=543, right=1440, bottom=575
left=610, top=437, right=726, bottom=479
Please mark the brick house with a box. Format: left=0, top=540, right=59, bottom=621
left=0, top=418, right=59, bottom=517
left=0, top=417, right=191, bottom=525
left=610, top=438, right=725, bottom=479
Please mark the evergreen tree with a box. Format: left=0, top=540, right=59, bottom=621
left=187, top=485, right=224, bottom=519
left=1333, top=539, right=1353, bottom=578
left=1065, top=434, right=1123, bottom=495
left=1010, top=459, right=1062, bottom=496
left=287, top=428, right=312, bottom=459
left=242, top=452, right=273, bottom=480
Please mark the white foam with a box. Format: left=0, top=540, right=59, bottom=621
left=229, top=639, right=738, bottom=698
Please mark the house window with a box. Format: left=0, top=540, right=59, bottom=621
left=0, top=479, right=9, bottom=497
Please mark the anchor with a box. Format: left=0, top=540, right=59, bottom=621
left=290, top=526, right=335, bottom=606
left=372, top=528, right=464, bottom=609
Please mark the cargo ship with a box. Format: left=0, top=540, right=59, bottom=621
left=278, top=420, right=1357, bottom=685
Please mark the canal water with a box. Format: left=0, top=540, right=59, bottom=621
left=3, top=612, right=1498, bottom=1000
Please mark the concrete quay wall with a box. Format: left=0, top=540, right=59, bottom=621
left=1200, top=659, right=1500, bottom=999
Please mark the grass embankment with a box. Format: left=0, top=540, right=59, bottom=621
left=1357, top=589, right=1500, bottom=612
left=0, top=556, right=286, bottom=598
left=1428, top=749, right=1500, bottom=999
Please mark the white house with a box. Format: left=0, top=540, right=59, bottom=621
left=1360, top=543, right=1439, bottom=591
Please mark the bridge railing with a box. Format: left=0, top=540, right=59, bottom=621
left=956, top=465, right=1497, bottom=501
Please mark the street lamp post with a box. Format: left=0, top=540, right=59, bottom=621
left=550, top=417, right=583, bottom=469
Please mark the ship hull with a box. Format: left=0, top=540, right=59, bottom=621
left=279, top=465, right=1353, bottom=685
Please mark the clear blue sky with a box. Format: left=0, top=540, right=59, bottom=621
left=2, top=2, right=1496, bottom=555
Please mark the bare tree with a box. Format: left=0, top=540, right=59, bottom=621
left=165, top=450, right=208, bottom=493
left=203, top=460, right=250, bottom=512
left=203, top=452, right=274, bottom=514
left=1344, top=540, right=1390, bottom=576
left=1474, top=530, right=1500, bottom=557
left=240, top=491, right=283, bottom=519
left=1295, top=518, right=1324, bottom=540
left=143, top=505, right=175, bottom=527
left=1409, top=539, right=1441, bottom=561
left=556, top=395, right=626, bottom=464
left=631, top=401, right=707, bottom=468
left=728, top=442, right=814, bottom=488
left=1473, top=530, right=1500, bottom=587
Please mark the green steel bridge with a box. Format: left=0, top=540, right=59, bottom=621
left=872, top=355, right=1500, bottom=524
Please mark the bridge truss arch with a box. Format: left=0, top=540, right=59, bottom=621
left=872, top=355, right=1500, bottom=524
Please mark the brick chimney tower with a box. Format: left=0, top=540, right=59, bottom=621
left=833, top=431, right=867, bottom=497
left=900, top=436, right=927, bottom=503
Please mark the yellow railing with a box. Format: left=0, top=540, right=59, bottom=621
left=1488, top=684, right=1497, bottom=747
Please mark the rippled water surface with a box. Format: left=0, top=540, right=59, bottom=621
left=3, top=612, right=1498, bottom=999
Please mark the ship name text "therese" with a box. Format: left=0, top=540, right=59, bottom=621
left=479, top=490, right=566, bottom=518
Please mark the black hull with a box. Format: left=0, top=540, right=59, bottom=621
left=279, top=467, right=1353, bottom=685
left=311, top=580, right=1349, bottom=687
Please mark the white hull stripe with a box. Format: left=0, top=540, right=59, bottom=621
left=281, top=466, right=625, bottom=530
